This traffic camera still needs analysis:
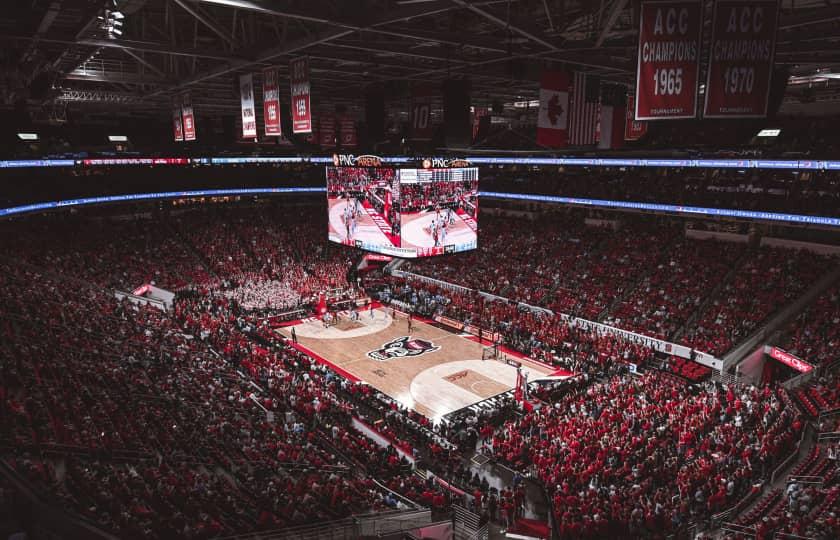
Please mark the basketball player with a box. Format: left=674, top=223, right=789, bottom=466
left=369, top=303, right=375, bottom=319
left=407, top=312, right=413, bottom=334
left=343, top=201, right=352, bottom=240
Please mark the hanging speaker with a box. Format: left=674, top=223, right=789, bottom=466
left=365, top=86, right=385, bottom=142
left=442, top=78, right=471, bottom=146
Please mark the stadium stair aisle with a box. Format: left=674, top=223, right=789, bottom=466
left=164, top=219, right=218, bottom=281
left=670, top=246, right=752, bottom=344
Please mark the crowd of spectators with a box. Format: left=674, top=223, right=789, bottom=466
left=2, top=199, right=839, bottom=540
left=490, top=373, right=804, bottom=538
left=404, top=212, right=839, bottom=357
left=0, top=258, right=437, bottom=538
left=784, top=282, right=840, bottom=368
left=681, top=247, right=833, bottom=356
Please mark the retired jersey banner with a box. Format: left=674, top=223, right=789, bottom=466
left=289, top=57, right=312, bottom=133
left=239, top=73, right=257, bottom=138
left=181, top=91, right=196, bottom=141
left=339, top=116, right=357, bottom=148
left=319, top=115, right=335, bottom=148
left=635, top=1, right=702, bottom=120
left=625, top=95, right=648, bottom=140
left=703, top=0, right=780, bottom=118
left=172, top=101, right=184, bottom=142
left=262, top=67, right=281, bottom=136
left=410, top=85, right=434, bottom=141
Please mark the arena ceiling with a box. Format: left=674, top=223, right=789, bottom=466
left=3, top=0, right=840, bottom=121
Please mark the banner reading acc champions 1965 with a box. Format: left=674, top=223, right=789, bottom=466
left=703, top=0, right=780, bottom=118
left=635, top=1, right=702, bottom=120
left=290, top=57, right=312, bottom=133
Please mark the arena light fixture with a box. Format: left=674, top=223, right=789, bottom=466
left=17, top=133, right=38, bottom=141
left=108, top=135, right=128, bottom=142
left=756, top=129, right=781, bottom=137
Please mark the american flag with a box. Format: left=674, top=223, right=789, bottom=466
left=569, top=72, right=600, bottom=146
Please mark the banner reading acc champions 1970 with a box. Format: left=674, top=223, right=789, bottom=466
left=262, top=67, right=281, bottom=136
left=635, top=1, right=702, bottom=120
left=703, top=0, right=780, bottom=118
left=290, top=57, right=312, bottom=133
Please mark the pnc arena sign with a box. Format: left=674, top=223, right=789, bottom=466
left=421, top=158, right=471, bottom=169
left=332, top=154, right=384, bottom=167
left=635, top=1, right=702, bottom=120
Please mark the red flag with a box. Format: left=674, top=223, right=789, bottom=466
left=536, top=71, right=569, bottom=148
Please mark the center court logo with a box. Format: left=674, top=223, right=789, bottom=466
left=367, top=336, right=440, bottom=361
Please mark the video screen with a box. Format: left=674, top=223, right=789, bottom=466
left=326, top=166, right=478, bottom=258
left=397, top=168, right=478, bottom=257
left=327, top=166, right=400, bottom=253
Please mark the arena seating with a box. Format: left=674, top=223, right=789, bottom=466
left=403, top=215, right=837, bottom=357
left=489, top=372, right=804, bottom=538
left=681, top=247, right=833, bottom=356
left=724, top=445, right=839, bottom=540
left=784, top=282, right=840, bottom=367
left=2, top=202, right=838, bottom=540
left=604, top=238, right=743, bottom=340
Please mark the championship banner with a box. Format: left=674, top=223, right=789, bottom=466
left=181, top=91, right=196, bottom=141
left=339, top=116, right=357, bottom=148
left=703, top=0, right=780, bottom=118
left=536, top=70, right=570, bottom=148
left=625, top=95, right=648, bottom=141
left=410, top=85, right=434, bottom=141
left=319, top=115, right=335, bottom=148
left=472, top=106, right=489, bottom=143
left=289, top=57, right=312, bottom=133
left=635, top=1, right=702, bottom=120
left=239, top=73, right=257, bottom=139
left=172, top=101, right=184, bottom=142
left=262, top=67, right=281, bottom=136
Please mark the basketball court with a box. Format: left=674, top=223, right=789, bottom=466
left=276, top=308, right=556, bottom=420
